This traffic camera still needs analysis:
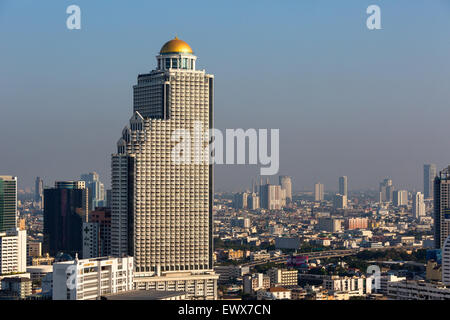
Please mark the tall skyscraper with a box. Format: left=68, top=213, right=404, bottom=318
left=314, top=183, right=324, bottom=202
left=0, top=228, right=26, bottom=275
left=35, top=177, right=44, bottom=209
left=434, top=166, right=450, bottom=249
left=0, top=176, right=17, bottom=233
left=334, top=194, right=347, bottom=209
left=43, top=181, right=88, bottom=257
left=111, top=37, right=217, bottom=299
left=338, top=176, right=348, bottom=197
left=260, top=184, right=283, bottom=210
left=379, top=178, right=394, bottom=203
left=424, top=164, right=437, bottom=200
left=412, top=192, right=425, bottom=220
left=80, top=172, right=106, bottom=211
left=82, top=207, right=111, bottom=259
left=279, top=176, right=292, bottom=203
left=393, top=190, right=408, bottom=207
left=234, top=192, right=248, bottom=209
left=442, top=236, right=450, bottom=286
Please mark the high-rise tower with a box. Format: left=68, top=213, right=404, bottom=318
left=279, top=176, right=292, bottom=203
left=424, top=164, right=436, bottom=200
left=338, top=176, right=348, bottom=197
left=111, top=37, right=217, bottom=299
left=434, top=166, right=450, bottom=249
left=0, top=176, right=17, bottom=233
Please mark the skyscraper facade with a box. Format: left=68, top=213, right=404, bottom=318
left=260, top=184, right=283, bottom=210
left=412, top=192, right=425, bottom=220
left=0, top=176, right=17, bottom=233
left=338, top=176, right=348, bottom=197
left=314, top=183, right=324, bottom=202
left=434, top=166, right=450, bottom=249
left=424, top=164, right=437, bottom=200
left=111, top=37, right=217, bottom=299
left=379, top=178, right=394, bottom=203
left=35, top=177, right=44, bottom=209
left=43, top=181, right=88, bottom=257
left=279, top=176, right=292, bottom=203
left=393, top=190, right=408, bottom=207
left=80, top=172, right=106, bottom=210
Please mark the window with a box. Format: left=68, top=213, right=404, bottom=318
left=165, top=59, right=170, bottom=69
left=172, top=58, right=178, bottom=68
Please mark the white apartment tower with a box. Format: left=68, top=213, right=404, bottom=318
left=412, top=192, right=425, bottom=220
left=314, top=183, right=324, bottom=202
left=279, top=176, right=292, bottom=203
left=111, top=37, right=217, bottom=299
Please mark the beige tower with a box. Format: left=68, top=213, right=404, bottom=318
left=111, top=37, right=217, bottom=299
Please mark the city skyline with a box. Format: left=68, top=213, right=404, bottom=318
left=1, top=1, right=450, bottom=192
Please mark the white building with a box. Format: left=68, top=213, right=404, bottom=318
left=0, top=228, right=26, bottom=275
left=323, top=275, right=372, bottom=296
left=52, top=256, right=133, bottom=300
left=314, top=183, right=324, bottom=202
left=111, top=37, right=217, bottom=299
left=334, top=194, right=347, bottom=209
left=442, top=236, right=450, bottom=285
left=279, top=176, right=292, bottom=203
left=257, top=287, right=291, bottom=300
left=393, top=190, right=408, bottom=207
left=387, top=280, right=450, bottom=300
left=412, top=192, right=425, bottom=220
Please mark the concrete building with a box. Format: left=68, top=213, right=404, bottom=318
left=314, top=183, right=324, bottom=202
left=248, top=193, right=260, bottom=210
left=345, top=217, right=368, bottom=230
left=80, top=172, right=106, bottom=210
left=233, top=192, right=248, bottom=209
left=257, top=287, right=291, bottom=300
left=279, top=176, right=292, bottom=203
left=424, top=164, right=437, bottom=200
left=52, top=256, right=133, bottom=300
left=323, top=275, right=372, bottom=296
left=267, top=268, right=298, bottom=286
left=34, top=177, right=44, bottom=209
left=0, top=228, right=26, bottom=275
left=434, top=166, right=450, bottom=248
left=111, top=37, right=217, bottom=299
left=0, top=277, right=32, bottom=299
left=412, top=192, right=425, bottom=220
left=393, top=190, right=408, bottom=207
left=379, top=178, right=394, bottom=203
left=260, top=184, right=283, bottom=210
left=43, top=181, right=88, bottom=257
left=318, top=217, right=342, bottom=233
left=338, top=176, right=348, bottom=197
left=442, top=236, right=450, bottom=285
left=82, top=207, right=111, bottom=259
left=0, top=176, right=17, bottom=233
left=243, top=273, right=270, bottom=294
left=334, top=194, right=347, bottom=209
left=387, top=280, right=450, bottom=300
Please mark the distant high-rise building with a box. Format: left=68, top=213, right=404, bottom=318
left=393, top=190, right=408, bottom=207
left=279, top=176, right=292, bottom=203
left=434, top=166, right=450, bottom=249
left=248, top=193, right=260, bottom=210
left=412, top=192, right=425, bottom=220
left=0, top=176, right=17, bottom=233
left=338, top=176, right=348, bottom=197
left=334, top=194, right=347, bottom=209
left=314, top=183, right=324, bottom=202
left=442, top=236, right=450, bottom=286
left=260, top=184, right=283, bottom=210
left=379, top=178, right=394, bottom=203
left=80, top=172, right=106, bottom=211
left=82, top=207, right=111, bottom=259
left=43, top=181, right=88, bottom=257
left=111, top=37, right=217, bottom=299
left=424, top=164, right=437, bottom=200
left=35, top=177, right=44, bottom=209
left=0, top=228, right=26, bottom=275
left=234, top=192, right=248, bottom=209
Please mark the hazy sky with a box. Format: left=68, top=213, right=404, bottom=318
left=1, top=0, right=450, bottom=193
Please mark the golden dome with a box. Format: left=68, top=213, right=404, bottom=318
left=160, top=36, right=193, bottom=54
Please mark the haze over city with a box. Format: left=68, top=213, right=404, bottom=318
left=1, top=0, right=450, bottom=192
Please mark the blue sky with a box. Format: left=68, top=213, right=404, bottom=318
left=1, top=0, right=450, bottom=192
